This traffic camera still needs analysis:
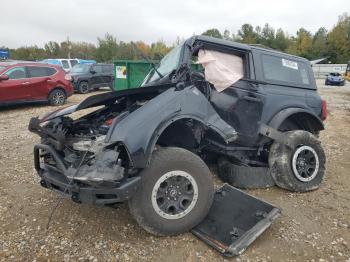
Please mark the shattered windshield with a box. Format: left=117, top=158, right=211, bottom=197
left=142, top=44, right=183, bottom=85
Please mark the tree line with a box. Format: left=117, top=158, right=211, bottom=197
left=2, top=13, right=349, bottom=64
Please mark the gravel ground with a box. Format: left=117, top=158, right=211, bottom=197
left=0, top=80, right=349, bottom=262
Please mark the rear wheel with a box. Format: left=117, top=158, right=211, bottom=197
left=78, top=81, right=89, bottom=94
left=48, top=89, right=66, bottom=106
left=128, top=147, right=214, bottom=236
left=269, top=130, right=326, bottom=192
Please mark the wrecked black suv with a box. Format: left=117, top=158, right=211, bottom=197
left=29, top=35, right=326, bottom=236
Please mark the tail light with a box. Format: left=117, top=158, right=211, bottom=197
left=64, top=74, right=72, bottom=81
left=321, top=99, right=327, bottom=121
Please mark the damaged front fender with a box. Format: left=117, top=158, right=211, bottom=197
left=106, top=86, right=237, bottom=168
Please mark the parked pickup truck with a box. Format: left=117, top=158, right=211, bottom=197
left=29, top=35, right=326, bottom=242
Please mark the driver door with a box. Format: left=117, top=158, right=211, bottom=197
left=202, top=49, right=265, bottom=144
left=210, top=80, right=265, bottom=144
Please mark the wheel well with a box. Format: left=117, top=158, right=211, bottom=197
left=278, top=112, right=324, bottom=134
left=78, top=80, right=88, bottom=85
left=156, top=119, right=203, bottom=151
left=48, top=87, right=67, bottom=99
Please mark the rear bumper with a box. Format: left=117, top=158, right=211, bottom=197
left=34, top=144, right=141, bottom=205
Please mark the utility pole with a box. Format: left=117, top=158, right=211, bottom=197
left=67, top=36, right=72, bottom=59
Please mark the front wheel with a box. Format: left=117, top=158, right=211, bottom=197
left=269, top=130, right=326, bottom=192
left=128, top=147, right=214, bottom=236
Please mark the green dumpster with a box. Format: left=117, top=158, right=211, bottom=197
left=113, top=60, right=156, bottom=91
left=113, top=60, right=203, bottom=91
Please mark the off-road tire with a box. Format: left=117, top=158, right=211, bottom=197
left=78, top=81, right=89, bottom=94
left=269, top=130, right=326, bottom=192
left=48, top=89, right=66, bottom=106
left=128, top=147, right=214, bottom=236
left=217, top=158, right=275, bottom=189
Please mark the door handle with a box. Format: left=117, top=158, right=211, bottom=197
left=243, top=95, right=261, bottom=102
left=21, top=82, right=31, bottom=85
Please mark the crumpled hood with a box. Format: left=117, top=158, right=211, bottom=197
left=39, top=85, right=171, bottom=122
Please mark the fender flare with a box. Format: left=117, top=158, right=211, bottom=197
left=145, top=114, right=233, bottom=166
left=47, top=86, right=67, bottom=99
left=106, top=86, right=237, bottom=168
left=77, top=78, right=90, bottom=86
left=268, top=107, right=324, bottom=131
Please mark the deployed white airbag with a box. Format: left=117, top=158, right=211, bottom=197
left=197, top=49, right=244, bottom=92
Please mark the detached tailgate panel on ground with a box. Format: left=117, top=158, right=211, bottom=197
left=192, top=184, right=281, bottom=257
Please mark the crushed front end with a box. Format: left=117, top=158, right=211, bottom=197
left=28, top=98, right=142, bottom=205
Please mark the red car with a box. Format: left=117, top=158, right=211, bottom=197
left=0, top=62, right=74, bottom=106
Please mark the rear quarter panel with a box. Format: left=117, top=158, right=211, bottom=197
left=53, top=70, right=74, bottom=96
left=252, top=49, right=323, bottom=124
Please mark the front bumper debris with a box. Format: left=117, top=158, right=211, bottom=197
left=34, top=144, right=140, bottom=205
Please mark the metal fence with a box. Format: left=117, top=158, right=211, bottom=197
left=312, top=64, right=347, bottom=79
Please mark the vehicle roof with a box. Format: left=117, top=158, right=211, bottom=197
left=192, top=35, right=309, bottom=62
left=43, top=58, right=78, bottom=61
left=94, top=63, right=113, bottom=66
left=72, top=63, right=112, bottom=67
left=0, top=62, right=60, bottom=67
left=0, top=62, right=63, bottom=73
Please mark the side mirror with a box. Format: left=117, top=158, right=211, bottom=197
left=0, top=75, right=9, bottom=81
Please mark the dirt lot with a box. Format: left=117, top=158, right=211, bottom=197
left=0, top=80, right=349, bottom=262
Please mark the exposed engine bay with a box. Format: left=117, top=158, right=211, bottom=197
left=29, top=93, right=154, bottom=189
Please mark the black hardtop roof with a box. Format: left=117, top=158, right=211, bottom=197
left=94, top=63, right=113, bottom=66
left=191, top=35, right=309, bottom=62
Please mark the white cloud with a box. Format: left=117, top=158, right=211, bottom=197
left=0, top=0, right=347, bottom=48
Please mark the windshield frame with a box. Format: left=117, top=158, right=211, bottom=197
left=141, top=43, right=185, bottom=86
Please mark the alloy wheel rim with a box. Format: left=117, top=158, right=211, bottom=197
left=80, top=83, right=88, bottom=93
left=151, top=170, right=198, bottom=220
left=292, top=145, right=319, bottom=182
left=53, top=91, right=65, bottom=105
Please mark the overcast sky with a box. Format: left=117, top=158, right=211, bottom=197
left=0, top=0, right=348, bottom=48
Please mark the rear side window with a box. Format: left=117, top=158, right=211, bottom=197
left=27, top=66, right=47, bottom=77
left=27, top=66, right=57, bottom=77
left=92, top=65, right=102, bottom=73
left=61, top=60, right=69, bottom=69
left=70, top=60, right=78, bottom=67
left=46, top=67, right=57, bottom=76
left=262, top=54, right=310, bottom=86
left=102, top=65, right=113, bottom=73
left=4, top=67, right=26, bottom=79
